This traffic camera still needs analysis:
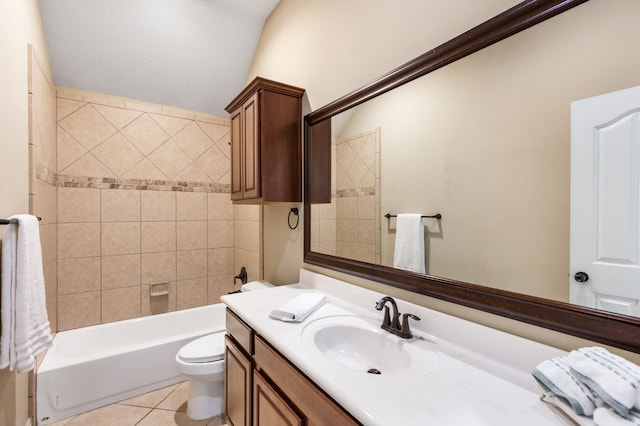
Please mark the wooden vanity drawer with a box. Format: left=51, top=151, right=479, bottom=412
left=226, top=308, right=254, bottom=355
left=254, top=335, right=360, bottom=426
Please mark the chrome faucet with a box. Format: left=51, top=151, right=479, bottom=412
left=375, top=296, right=420, bottom=339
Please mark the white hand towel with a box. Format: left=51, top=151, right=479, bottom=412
left=568, top=347, right=640, bottom=417
left=269, top=293, right=326, bottom=322
left=0, top=215, right=53, bottom=373
left=532, top=356, right=600, bottom=416
left=393, top=214, right=426, bottom=274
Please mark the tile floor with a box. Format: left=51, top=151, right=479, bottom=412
left=48, top=381, right=227, bottom=426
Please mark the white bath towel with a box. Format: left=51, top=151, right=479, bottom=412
left=393, top=214, right=426, bottom=274
left=594, top=407, right=640, bottom=426
left=0, top=215, right=53, bottom=372
left=269, top=293, right=326, bottom=322
left=532, top=356, right=600, bottom=416
left=568, top=347, right=640, bottom=417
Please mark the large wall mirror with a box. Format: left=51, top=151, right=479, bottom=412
left=304, top=0, right=640, bottom=353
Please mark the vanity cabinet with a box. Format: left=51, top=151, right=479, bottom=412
left=224, top=308, right=360, bottom=426
left=225, top=77, right=305, bottom=204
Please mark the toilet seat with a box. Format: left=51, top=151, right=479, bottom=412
left=178, top=332, right=225, bottom=363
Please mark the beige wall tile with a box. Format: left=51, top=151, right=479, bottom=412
left=102, top=254, right=141, bottom=289
left=208, top=275, right=234, bottom=303
left=208, top=248, right=233, bottom=277
left=177, top=192, right=207, bottom=221
left=58, top=291, right=101, bottom=331
left=208, top=193, right=233, bottom=220
left=207, top=220, right=233, bottom=249
left=177, top=221, right=207, bottom=250
left=141, top=221, right=176, bottom=253
left=120, top=113, right=169, bottom=156
left=101, top=189, right=140, bottom=222
left=235, top=220, right=260, bottom=253
left=148, top=140, right=191, bottom=179
left=58, top=187, right=100, bottom=222
left=44, top=263, right=58, bottom=332
left=177, top=249, right=207, bottom=281
left=58, top=104, right=116, bottom=151
left=39, top=223, right=57, bottom=269
left=58, top=257, right=100, bottom=294
left=357, top=195, right=375, bottom=220
left=176, top=278, right=207, bottom=310
left=58, top=223, right=101, bottom=258
left=141, top=191, right=175, bottom=221
left=234, top=204, right=261, bottom=221
left=102, top=286, right=141, bottom=323
left=102, top=222, right=140, bottom=255
left=32, top=180, right=57, bottom=225
left=141, top=251, right=176, bottom=285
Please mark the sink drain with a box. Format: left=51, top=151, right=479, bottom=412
left=367, top=368, right=381, bottom=375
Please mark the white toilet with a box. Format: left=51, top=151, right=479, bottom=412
left=175, top=280, right=273, bottom=420
left=175, top=331, right=226, bottom=420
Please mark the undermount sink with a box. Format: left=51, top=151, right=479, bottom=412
left=301, top=315, right=439, bottom=375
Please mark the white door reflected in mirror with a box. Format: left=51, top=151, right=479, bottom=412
left=570, top=85, right=640, bottom=316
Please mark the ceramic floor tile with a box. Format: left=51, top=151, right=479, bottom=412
left=136, top=409, right=212, bottom=426
left=64, top=403, right=151, bottom=425
left=157, top=381, right=189, bottom=412
left=119, top=383, right=181, bottom=408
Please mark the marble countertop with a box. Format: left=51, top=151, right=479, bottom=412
left=221, top=269, right=577, bottom=426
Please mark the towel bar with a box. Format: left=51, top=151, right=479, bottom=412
left=384, top=213, right=442, bottom=220
left=0, top=217, right=42, bottom=225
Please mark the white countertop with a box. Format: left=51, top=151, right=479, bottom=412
left=221, top=270, right=578, bottom=426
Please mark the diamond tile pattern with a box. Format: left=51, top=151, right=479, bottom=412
left=57, top=96, right=231, bottom=183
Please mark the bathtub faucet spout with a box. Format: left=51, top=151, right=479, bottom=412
left=234, top=266, right=248, bottom=286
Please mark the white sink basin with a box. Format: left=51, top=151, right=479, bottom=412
left=301, top=315, right=439, bottom=375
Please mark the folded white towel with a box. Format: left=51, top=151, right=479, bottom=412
left=568, top=347, right=640, bottom=417
left=393, top=214, right=425, bottom=274
left=0, top=215, right=53, bottom=373
left=594, top=407, right=640, bottom=426
left=533, top=356, right=600, bottom=416
left=269, top=293, right=326, bottom=322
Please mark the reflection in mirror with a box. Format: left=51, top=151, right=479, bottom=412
left=310, top=0, right=640, bottom=318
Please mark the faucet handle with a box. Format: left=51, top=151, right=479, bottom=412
left=400, top=313, right=421, bottom=338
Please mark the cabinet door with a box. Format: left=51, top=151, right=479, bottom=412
left=242, top=92, right=260, bottom=200
left=253, top=370, right=302, bottom=426
left=230, top=107, right=243, bottom=200
left=225, top=335, right=253, bottom=426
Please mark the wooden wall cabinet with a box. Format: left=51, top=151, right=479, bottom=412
left=225, top=77, right=305, bottom=204
left=224, top=308, right=360, bottom=426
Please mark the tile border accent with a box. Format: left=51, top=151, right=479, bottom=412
left=56, top=174, right=231, bottom=193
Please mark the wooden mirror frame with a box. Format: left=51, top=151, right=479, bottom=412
left=304, top=0, right=640, bottom=354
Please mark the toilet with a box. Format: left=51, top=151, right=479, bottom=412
left=175, top=280, right=273, bottom=420
left=175, top=332, right=226, bottom=420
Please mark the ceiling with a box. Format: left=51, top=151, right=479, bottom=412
left=39, top=0, right=279, bottom=117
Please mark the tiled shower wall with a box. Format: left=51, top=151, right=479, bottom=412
left=54, top=87, right=261, bottom=331
left=335, top=128, right=381, bottom=264
left=28, top=45, right=58, bottom=333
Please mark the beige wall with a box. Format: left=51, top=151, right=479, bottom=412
left=0, top=0, right=52, bottom=424
left=253, top=0, right=640, bottom=363
left=253, top=0, right=522, bottom=286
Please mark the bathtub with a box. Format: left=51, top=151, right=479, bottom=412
left=36, top=304, right=226, bottom=425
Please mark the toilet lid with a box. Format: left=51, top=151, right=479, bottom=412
left=179, top=332, right=225, bottom=363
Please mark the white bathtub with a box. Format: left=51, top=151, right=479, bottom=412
left=36, top=304, right=226, bottom=425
